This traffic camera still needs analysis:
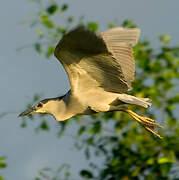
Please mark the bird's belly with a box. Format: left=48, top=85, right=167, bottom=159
left=78, top=90, right=120, bottom=113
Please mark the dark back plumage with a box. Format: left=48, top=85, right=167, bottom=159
left=41, top=94, right=66, bottom=104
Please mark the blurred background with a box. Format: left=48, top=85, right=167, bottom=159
left=0, top=0, right=179, bottom=179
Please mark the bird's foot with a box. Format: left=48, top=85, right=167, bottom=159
left=123, top=109, right=163, bottom=138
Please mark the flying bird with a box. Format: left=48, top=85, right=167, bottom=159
left=19, top=26, right=162, bottom=138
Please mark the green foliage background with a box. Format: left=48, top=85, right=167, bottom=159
left=2, top=1, right=179, bottom=180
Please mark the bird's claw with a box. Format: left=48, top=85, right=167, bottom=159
left=124, top=109, right=163, bottom=138
left=136, top=115, right=163, bottom=139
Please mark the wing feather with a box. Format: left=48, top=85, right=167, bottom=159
left=54, top=26, right=140, bottom=94
left=100, top=27, right=140, bottom=88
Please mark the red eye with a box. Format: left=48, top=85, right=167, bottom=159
left=37, top=102, right=43, bottom=108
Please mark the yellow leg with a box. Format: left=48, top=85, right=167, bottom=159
left=121, top=109, right=163, bottom=138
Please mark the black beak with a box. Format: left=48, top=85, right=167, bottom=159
left=18, top=107, right=36, bottom=117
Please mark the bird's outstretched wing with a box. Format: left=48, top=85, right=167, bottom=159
left=54, top=26, right=140, bottom=94
left=99, top=27, right=140, bottom=88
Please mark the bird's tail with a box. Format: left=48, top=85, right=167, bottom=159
left=118, top=94, right=152, bottom=108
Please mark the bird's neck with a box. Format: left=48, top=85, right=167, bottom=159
left=53, top=102, right=74, bottom=121
left=53, top=91, right=83, bottom=121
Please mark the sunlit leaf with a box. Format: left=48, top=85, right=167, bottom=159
left=87, top=22, right=98, bottom=32
left=0, top=157, right=6, bottom=169
left=46, top=46, right=54, bottom=58
left=159, top=35, right=171, bottom=44
left=40, top=15, right=54, bottom=28
left=158, top=152, right=175, bottom=164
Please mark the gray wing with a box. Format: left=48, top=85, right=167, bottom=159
left=54, top=26, right=140, bottom=94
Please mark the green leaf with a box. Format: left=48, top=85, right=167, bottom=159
left=34, top=43, right=41, bottom=53
left=0, top=157, right=6, bottom=169
left=61, top=4, right=68, bottom=11
left=21, top=119, right=27, bottom=128
left=35, top=29, right=44, bottom=36
left=57, top=27, right=66, bottom=35
left=158, top=157, right=173, bottom=164
left=78, top=126, right=86, bottom=136
left=157, top=152, right=175, bottom=164
left=41, top=15, right=54, bottom=28
left=68, top=16, right=74, bottom=23
left=89, top=121, right=101, bottom=134
left=43, top=20, right=54, bottom=28
left=146, top=158, right=154, bottom=165
left=122, top=19, right=136, bottom=28
left=46, top=46, right=54, bottom=58
left=168, top=94, right=179, bottom=104
left=111, top=158, right=119, bottom=166
left=87, top=22, right=98, bottom=32
left=80, top=170, right=93, bottom=179
left=40, top=121, right=49, bottom=131
left=85, top=147, right=90, bottom=159
left=132, top=167, right=141, bottom=177
left=159, top=35, right=171, bottom=44
left=108, top=23, right=116, bottom=29
left=65, top=171, right=70, bottom=177
left=47, top=4, right=58, bottom=15
left=35, top=178, right=41, bottom=180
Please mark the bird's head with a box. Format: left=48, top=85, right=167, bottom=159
left=18, top=96, right=66, bottom=118
left=18, top=101, right=47, bottom=117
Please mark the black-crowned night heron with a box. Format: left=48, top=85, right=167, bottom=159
left=19, top=26, right=162, bottom=138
